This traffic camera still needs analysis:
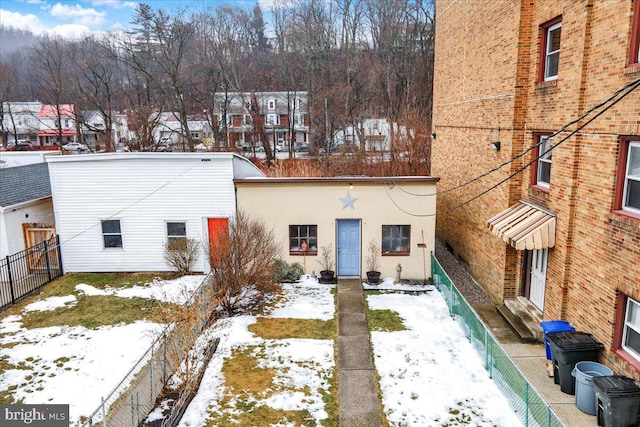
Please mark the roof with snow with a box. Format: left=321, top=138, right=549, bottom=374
left=0, top=163, right=51, bottom=208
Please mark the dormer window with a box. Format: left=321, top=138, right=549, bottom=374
left=268, top=99, right=276, bottom=110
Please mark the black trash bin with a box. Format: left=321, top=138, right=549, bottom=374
left=546, top=331, right=604, bottom=394
left=540, top=320, right=575, bottom=360
left=594, top=375, right=640, bottom=427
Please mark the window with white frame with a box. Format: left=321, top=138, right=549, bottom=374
left=268, top=99, right=276, bottom=110
left=542, top=20, right=562, bottom=81
left=622, top=297, right=640, bottom=362
left=266, top=114, right=279, bottom=125
left=166, top=221, right=187, bottom=244
left=537, top=136, right=553, bottom=188
left=622, top=141, right=640, bottom=214
left=101, top=219, right=122, bottom=248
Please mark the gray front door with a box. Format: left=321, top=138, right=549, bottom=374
left=337, top=219, right=361, bottom=276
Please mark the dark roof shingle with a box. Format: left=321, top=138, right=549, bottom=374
left=0, top=163, right=51, bottom=208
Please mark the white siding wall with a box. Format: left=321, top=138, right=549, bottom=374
left=48, top=155, right=239, bottom=272
left=0, top=198, right=54, bottom=258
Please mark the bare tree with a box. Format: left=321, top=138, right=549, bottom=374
left=70, top=36, right=121, bottom=152
left=208, top=210, right=280, bottom=316
left=119, top=4, right=197, bottom=151
left=30, top=35, right=74, bottom=148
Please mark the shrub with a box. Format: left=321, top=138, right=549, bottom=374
left=274, top=259, right=304, bottom=282
left=164, top=238, right=201, bottom=274
left=317, top=244, right=334, bottom=272
left=208, top=210, right=281, bottom=316
left=366, top=239, right=381, bottom=272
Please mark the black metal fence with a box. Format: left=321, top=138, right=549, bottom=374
left=0, top=235, right=63, bottom=310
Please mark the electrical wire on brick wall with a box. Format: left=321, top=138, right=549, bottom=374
left=385, top=76, right=640, bottom=217
left=398, top=76, right=640, bottom=199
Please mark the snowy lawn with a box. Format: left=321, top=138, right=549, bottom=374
left=0, top=273, right=205, bottom=424
left=178, top=278, right=337, bottom=427
left=368, top=291, right=523, bottom=426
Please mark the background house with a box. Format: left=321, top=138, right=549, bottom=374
left=1, top=102, right=41, bottom=145
left=47, top=153, right=265, bottom=273
left=37, top=104, right=76, bottom=149
left=235, top=176, right=438, bottom=281
left=432, top=0, right=640, bottom=378
left=211, top=91, right=310, bottom=151
left=0, top=163, right=54, bottom=259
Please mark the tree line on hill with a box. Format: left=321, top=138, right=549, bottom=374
left=0, top=0, right=434, bottom=175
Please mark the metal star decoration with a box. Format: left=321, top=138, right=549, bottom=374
left=340, top=192, right=358, bottom=210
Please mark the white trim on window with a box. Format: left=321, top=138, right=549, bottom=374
left=166, top=221, right=187, bottom=244
left=101, top=219, right=123, bottom=249
left=544, top=22, right=562, bottom=81
left=623, top=141, right=640, bottom=214
left=537, top=136, right=553, bottom=188
left=622, top=297, right=640, bottom=362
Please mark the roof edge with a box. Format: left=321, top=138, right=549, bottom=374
left=234, top=176, right=439, bottom=184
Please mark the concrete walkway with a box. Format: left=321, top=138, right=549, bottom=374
left=474, top=305, right=595, bottom=426
left=337, top=278, right=382, bottom=427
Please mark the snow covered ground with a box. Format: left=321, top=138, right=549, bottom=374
left=178, top=277, right=521, bottom=426
left=0, top=275, right=204, bottom=425
left=368, top=292, right=522, bottom=426
left=178, top=278, right=336, bottom=426
left=1, top=274, right=522, bottom=426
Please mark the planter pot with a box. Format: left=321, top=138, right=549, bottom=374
left=319, top=270, right=335, bottom=284
left=366, top=270, right=381, bottom=284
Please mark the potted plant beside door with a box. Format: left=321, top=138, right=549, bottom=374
left=318, top=244, right=335, bottom=284
left=366, top=239, right=382, bottom=284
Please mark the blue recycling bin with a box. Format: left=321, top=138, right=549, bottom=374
left=540, top=320, right=575, bottom=360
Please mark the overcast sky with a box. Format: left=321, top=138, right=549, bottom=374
left=0, top=0, right=272, bottom=39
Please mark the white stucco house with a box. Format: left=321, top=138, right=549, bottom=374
left=235, top=176, right=439, bottom=281
left=0, top=163, right=55, bottom=259
left=46, top=153, right=265, bottom=273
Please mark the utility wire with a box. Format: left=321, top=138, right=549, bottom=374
left=385, top=77, right=640, bottom=217
left=395, top=76, right=640, bottom=198
left=60, top=160, right=204, bottom=245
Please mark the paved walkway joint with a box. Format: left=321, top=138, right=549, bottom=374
left=337, top=278, right=383, bottom=427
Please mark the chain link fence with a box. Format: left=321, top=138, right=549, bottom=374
left=432, top=254, right=564, bottom=427
left=79, top=274, right=215, bottom=427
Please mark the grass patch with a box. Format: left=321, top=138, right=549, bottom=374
left=0, top=273, right=182, bottom=330
left=223, top=346, right=275, bottom=395
left=210, top=345, right=316, bottom=427
left=366, top=303, right=406, bottom=332
left=18, top=295, right=174, bottom=329
left=249, top=317, right=336, bottom=340
left=365, top=291, right=406, bottom=332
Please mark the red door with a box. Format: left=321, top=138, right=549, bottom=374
left=207, top=218, right=229, bottom=267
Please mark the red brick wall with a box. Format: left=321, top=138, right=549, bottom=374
left=434, top=0, right=640, bottom=379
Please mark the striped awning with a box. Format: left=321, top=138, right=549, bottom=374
left=487, top=201, right=556, bottom=250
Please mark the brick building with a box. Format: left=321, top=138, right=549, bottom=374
left=432, top=0, right=640, bottom=379
left=211, top=91, right=310, bottom=151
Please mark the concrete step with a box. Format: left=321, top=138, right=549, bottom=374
left=497, top=304, right=537, bottom=343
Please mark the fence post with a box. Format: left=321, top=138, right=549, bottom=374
left=6, top=256, right=16, bottom=304
left=163, top=336, right=167, bottom=384
left=525, top=382, right=529, bottom=427
left=57, top=236, right=64, bottom=275
left=151, top=344, right=154, bottom=399
left=101, top=396, right=107, bottom=427
left=44, top=239, right=52, bottom=282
